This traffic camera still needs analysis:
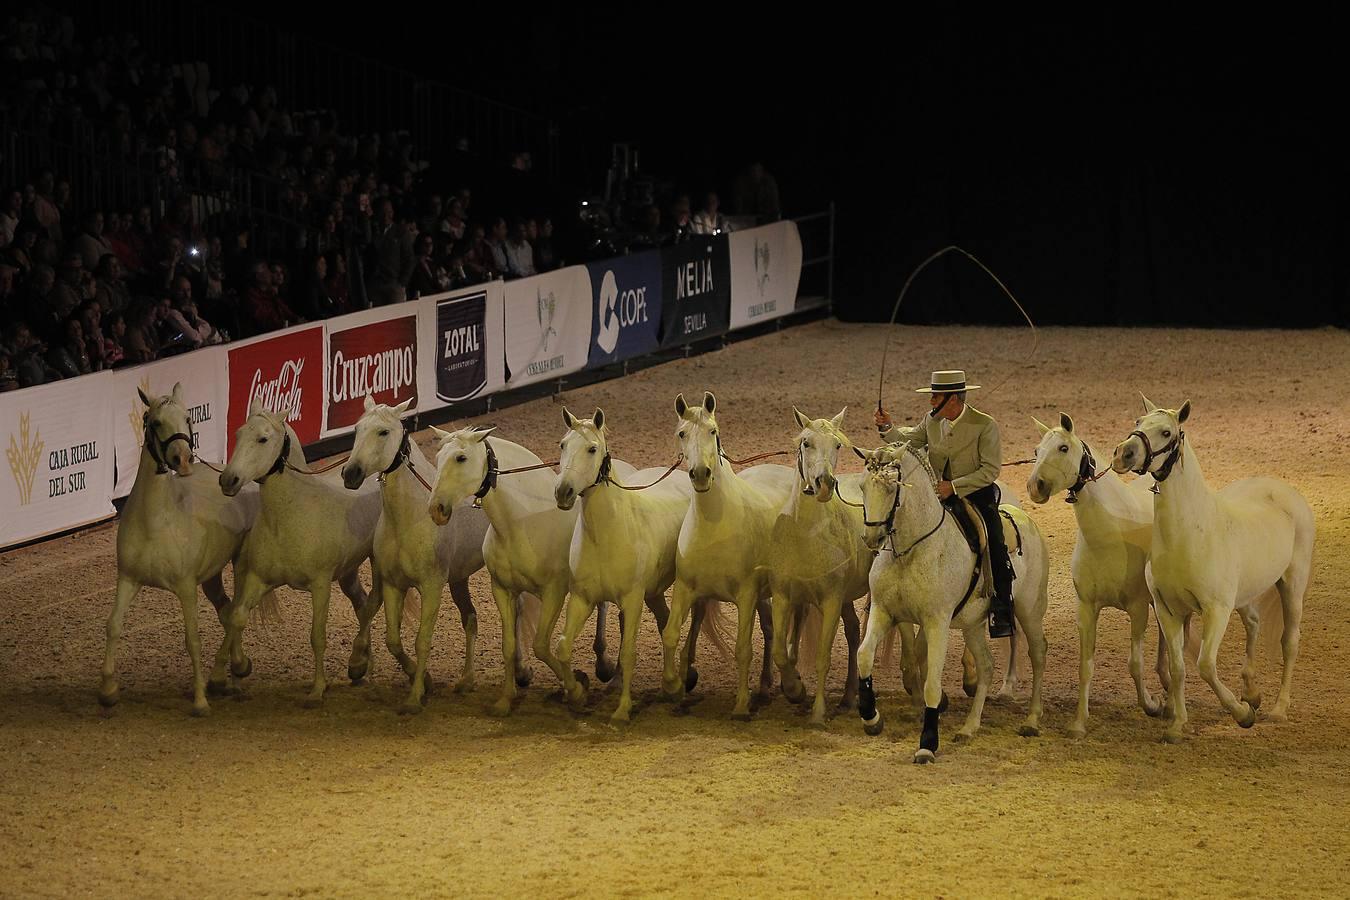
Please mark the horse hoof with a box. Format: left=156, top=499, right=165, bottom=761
left=610, top=708, right=631, bottom=724
left=863, top=713, right=885, bottom=737
left=302, top=695, right=324, bottom=710
left=1268, top=706, right=1289, bottom=723
left=1143, top=702, right=1164, bottom=718
left=190, top=703, right=211, bottom=718
left=1244, top=692, right=1262, bottom=711
left=962, top=679, right=977, bottom=698
left=937, top=692, right=950, bottom=714
left=684, top=667, right=699, bottom=694
left=1017, top=723, right=1041, bottom=738
left=731, top=709, right=753, bottom=722
left=1160, top=730, right=1183, bottom=745
left=515, top=667, right=534, bottom=689
left=398, top=701, right=423, bottom=716
left=783, top=681, right=805, bottom=704
left=347, top=665, right=367, bottom=685
left=594, top=657, right=617, bottom=684
left=1237, top=704, right=1257, bottom=729
left=231, top=657, right=253, bottom=679
left=206, top=679, right=231, bottom=698
left=97, top=689, right=119, bottom=708
left=1066, top=723, right=1087, bottom=739
left=489, top=698, right=512, bottom=717
left=453, top=678, right=475, bottom=695
left=954, top=729, right=974, bottom=742
left=913, top=748, right=936, bottom=764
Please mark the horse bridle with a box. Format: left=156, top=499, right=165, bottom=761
left=472, top=439, right=500, bottom=504
left=143, top=409, right=196, bottom=475
left=1127, top=427, right=1185, bottom=485
left=1064, top=440, right=1100, bottom=504
left=863, top=462, right=943, bottom=558
left=258, top=431, right=293, bottom=482
left=379, top=422, right=413, bottom=479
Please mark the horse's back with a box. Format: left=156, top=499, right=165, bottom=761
left=740, top=463, right=797, bottom=506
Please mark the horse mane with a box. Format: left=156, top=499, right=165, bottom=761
left=894, top=442, right=938, bottom=486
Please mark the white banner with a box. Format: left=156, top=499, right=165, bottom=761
left=1, top=373, right=117, bottom=548
left=728, top=221, right=804, bottom=330
left=111, top=348, right=228, bottom=498
left=417, top=282, right=507, bottom=413
left=503, top=266, right=593, bottom=389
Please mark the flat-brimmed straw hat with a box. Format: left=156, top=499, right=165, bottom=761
left=915, top=370, right=981, bottom=393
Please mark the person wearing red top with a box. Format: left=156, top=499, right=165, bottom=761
left=242, top=261, right=302, bottom=335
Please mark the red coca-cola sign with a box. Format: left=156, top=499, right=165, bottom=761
left=226, top=325, right=325, bottom=452
left=325, top=314, right=418, bottom=433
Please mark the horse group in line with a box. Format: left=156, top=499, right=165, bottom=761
left=101, top=384, right=1314, bottom=761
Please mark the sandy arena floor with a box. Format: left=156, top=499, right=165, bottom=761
left=2, top=321, right=1348, bottom=898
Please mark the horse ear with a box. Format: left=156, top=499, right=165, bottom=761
left=831, top=407, right=847, bottom=429
left=363, top=394, right=376, bottom=412
left=137, top=386, right=152, bottom=408
left=562, top=406, right=576, bottom=429
left=471, top=425, right=497, bottom=442
left=1140, top=393, right=1157, bottom=414
left=593, top=408, right=605, bottom=430
left=674, top=393, right=688, bottom=417
left=248, top=397, right=264, bottom=417
left=393, top=399, right=412, bottom=417
left=170, top=382, right=184, bottom=405
left=852, top=446, right=867, bottom=460
left=429, top=425, right=451, bottom=445
left=792, top=406, right=809, bottom=429
left=1177, top=400, right=1191, bottom=423
left=1059, top=412, right=1074, bottom=433
left=703, top=391, right=717, bottom=414
left=1031, top=415, right=1051, bottom=435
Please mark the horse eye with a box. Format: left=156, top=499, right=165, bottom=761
left=257, top=436, right=267, bottom=444
left=835, top=442, right=842, bottom=450
left=456, top=454, right=467, bottom=463
left=1162, top=430, right=1171, bottom=438
left=588, top=446, right=597, bottom=454
left=678, top=430, right=686, bottom=439
left=379, top=429, right=390, bottom=437
left=1059, top=445, right=1068, bottom=453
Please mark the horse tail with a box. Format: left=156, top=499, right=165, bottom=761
left=797, top=605, right=823, bottom=672
left=516, top=592, right=542, bottom=652
left=1182, top=613, right=1201, bottom=667
left=1256, top=587, right=1285, bottom=658
left=249, top=589, right=283, bottom=626
left=699, top=599, right=733, bottom=661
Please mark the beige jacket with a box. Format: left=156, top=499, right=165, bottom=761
left=880, top=404, right=1001, bottom=498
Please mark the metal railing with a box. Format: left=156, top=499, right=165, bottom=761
left=792, top=202, right=836, bottom=315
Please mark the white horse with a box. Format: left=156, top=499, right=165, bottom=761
left=553, top=407, right=693, bottom=722
left=427, top=426, right=630, bottom=715
left=1028, top=412, right=1167, bottom=736
left=341, top=397, right=489, bottom=713
left=102, top=384, right=271, bottom=715
left=766, top=407, right=867, bottom=725
left=662, top=391, right=797, bottom=719
left=1112, top=397, right=1314, bottom=741
left=856, top=443, right=1049, bottom=762
left=213, top=402, right=382, bottom=707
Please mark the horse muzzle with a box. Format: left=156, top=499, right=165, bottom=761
left=219, top=471, right=243, bottom=497
left=1026, top=476, right=1049, bottom=504
left=554, top=484, right=577, bottom=511
left=341, top=466, right=366, bottom=490
left=428, top=499, right=452, bottom=525
left=812, top=474, right=836, bottom=502
left=1112, top=438, right=1140, bottom=474
left=861, top=529, right=885, bottom=552
left=690, top=465, right=713, bottom=492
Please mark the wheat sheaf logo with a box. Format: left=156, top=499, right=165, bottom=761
left=130, top=376, right=152, bottom=448
left=7, top=411, right=45, bottom=506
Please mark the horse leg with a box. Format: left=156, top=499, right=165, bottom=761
left=1152, top=597, right=1188, bottom=742
left=1066, top=600, right=1100, bottom=738
left=342, top=570, right=379, bottom=685
left=1017, top=602, right=1047, bottom=737
left=956, top=625, right=993, bottom=740
left=731, top=593, right=758, bottom=720
left=840, top=599, right=861, bottom=710
left=915, top=619, right=950, bottom=763
left=99, top=574, right=140, bottom=707
left=910, top=627, right=930, bottom=712
left=661, top=581, right=694, bottom=701
left=449, top=579, right=478, bottom=693
left=381, top=580, right=416, bottom=680
left=1271, top=569, right=1306, bottom=721
left=302, top=580, right=332, bottom=708
left=755, top=599, right=775, bottom=700
left=809, top=595, right=845, bottom=727
left=201, top=572, right=247, bottom=680
left=1126, top=599, right=1163, bottom=719
left=556, top=591, right=595, bottom=709
left=612, top=591, right=645, bottom=723
left=593, top=600, right=616, bottom=684
left=899, top=623, right=920, bottom=697
left=532, top=585, right=570, bottom=688
left=210, top=569, right=262, bottom=695
left=856, top=599, right=892, bottom=736
left=682, top=600, right=707, bottom=695
left=170, top=580, right=211, bottom=716
left=399, top=576, right=445, bottom=715
left=1154, top=604, right=1171, bottom=697
left=961, top=645, right=978, bottom=698
left=771, top=593, right=804, bottom=704
left=489, top=581, right=518, bottom=716
left=1237, top=602, right=1262, bottom=711
left=644, top=592, right=670, bottom=633
left=1195, top=600, right=1255, bottom=728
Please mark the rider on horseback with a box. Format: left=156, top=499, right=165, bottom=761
left=874, top=370, right=1016, bottom=638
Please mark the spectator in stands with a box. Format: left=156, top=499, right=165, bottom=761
left=692, top=192, right=728, bottom=235
left=0, top=189, right=21, bottom=248
left=324, top=250, right=351, bottom=315
left=629, top=205, right=664, bottom=252
left=21, top=265, right=57, bottom=333
left=369, top=199, right=413, bottom=305
left=122, top=299, right=159, bottom=363
left=30, top=171, right=62, bottom=242
left=93, top=254, right=131, bottom=316
left=50, top=252, right=86, bottom=320
left=157, top=236, right=190, bottom=294
left=407, top=233, right=447, bottom=299
left=3, top=226, right=39, bottom=277
left=669, top=195, right=694, bottom=244
left=418, top=195, right=443, bottom=236
left=77, top=300, right=106, bottom=370
left=485, top=217, right=510, bottom=276
left=106, top=211, right=144, bottom=275
left=442, top=197, right=467, bottom=242
left=202, top=235, right=225, bottom=301
left=4, top=322, right=57, bottom=387
left=505, top=219, right=536, bottom=278
left=462, top=223, right=496, bottom=282
left=0, top=348, right=19, bottom=392
left=533, top=218, right=558, bottom=272
left=74, top=210, right=114, bottom=272
left=166, top=280, right=221, bottom=347
left=54, top=180, right=75, bottom=230
left=48, top=315, right=92, bottom=378
left=302, top=254, right=339, bottom=320
left=101, top=310, right=127, bottom=368
left=0, top=264, right=16, bottom=320
left=735, top=162, right=782, bottom=224
left=242, top=260, right=301, bottom=334
left=270, top=261, right=290, bottom=306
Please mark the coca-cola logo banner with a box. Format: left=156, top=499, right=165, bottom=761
left=322, top=310, right=418, bottom=436
left=226, top=324, right=325, bottom=452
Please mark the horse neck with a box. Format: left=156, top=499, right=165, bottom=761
left=1152, top=440, right=1214, bottom=533
left=479, top=439, right=552, bottom=533
left=1072, top=467, right=1139, bottom=539
left=380, top=440, right=434, bottom=523
left=578, top=477, right=632, bottom=536
left=691, top=457, right=750, bottom=518
left=892, top=467, right=967, bottom=559
left=125, top=444, right=180, bottom=511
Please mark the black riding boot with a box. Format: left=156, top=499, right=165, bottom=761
left=970, top=486, right=1016, bottom=638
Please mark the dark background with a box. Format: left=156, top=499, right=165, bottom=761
left=122, top=6, right=1350, bottom=325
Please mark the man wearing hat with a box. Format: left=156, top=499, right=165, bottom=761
left=874, top=370, right=1015, bottom=637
